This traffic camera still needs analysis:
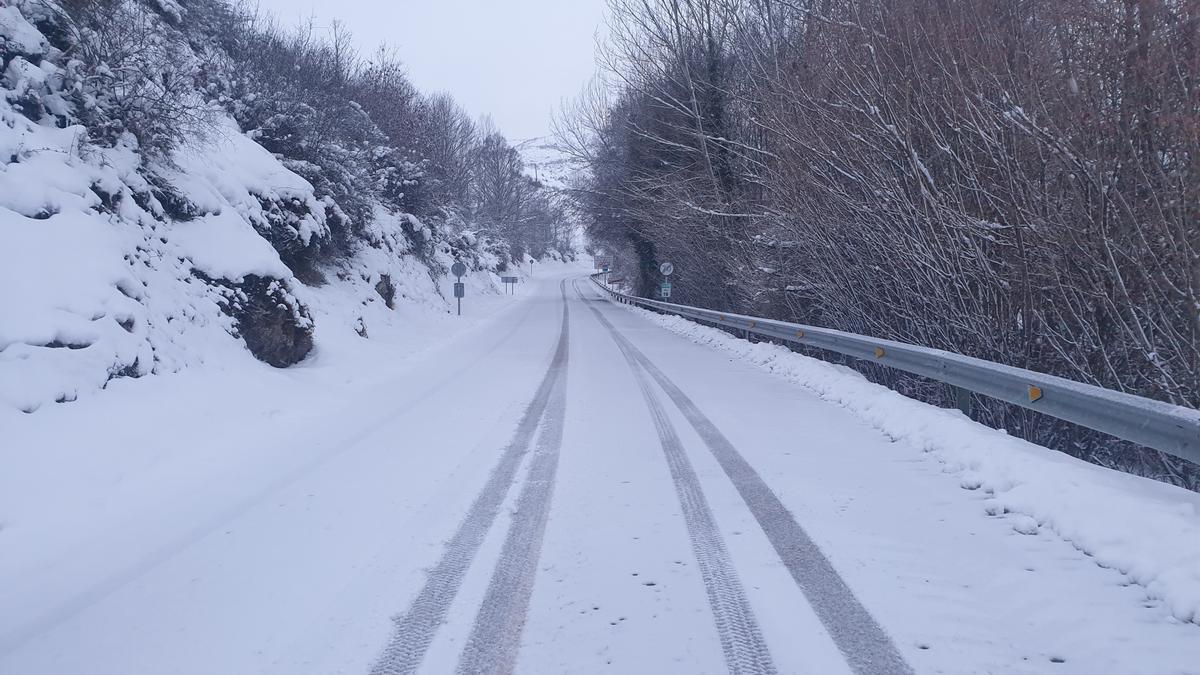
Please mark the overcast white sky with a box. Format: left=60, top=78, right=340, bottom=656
left=253, top=0, right=608, bottom=142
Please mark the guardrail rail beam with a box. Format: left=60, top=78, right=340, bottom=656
left=590, top=275, right=1200, bottom=465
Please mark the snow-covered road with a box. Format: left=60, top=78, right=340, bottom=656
left=3, top=268, right=1199, bottom=674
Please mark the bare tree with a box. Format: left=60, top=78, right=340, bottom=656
left=564, top=0, right=1200, bottom=488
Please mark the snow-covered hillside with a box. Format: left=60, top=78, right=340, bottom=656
left=0, top=0, right=529, bottom=413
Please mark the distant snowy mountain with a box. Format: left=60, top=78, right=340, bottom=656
left=518, top=138, right=575, bottom=190
left=517, top=138, right=587, bottom=251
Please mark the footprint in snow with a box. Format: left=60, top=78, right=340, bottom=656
left=1010, top=515, right=1039, bottom=535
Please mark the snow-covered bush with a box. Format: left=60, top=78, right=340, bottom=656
left=18, top=0, right=219, bottom=156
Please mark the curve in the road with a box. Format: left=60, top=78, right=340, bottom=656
left=577, top=278, right=914, bottom=675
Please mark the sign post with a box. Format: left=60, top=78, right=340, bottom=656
left=596, top=256, right=613, bottom=285
left=451, top=261, right=467, bottom=315
left=659, top=261, right=674, bottom=299
left=501, top=276, right=518, bottom=294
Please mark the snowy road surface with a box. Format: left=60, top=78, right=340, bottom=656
left=3, top=267, right=1199, bottom=674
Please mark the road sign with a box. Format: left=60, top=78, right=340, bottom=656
left=451, top=262, right=467, bottom=278
left=660, top=281, right=672, bottom=299
left=501, top=275, right=518, bottom=294
left=659, top=262, right=674, bottom=276
left=453, top=280, right=465, bottom=315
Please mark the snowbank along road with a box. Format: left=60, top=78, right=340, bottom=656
left=3, top=267, right=1200, bottom=674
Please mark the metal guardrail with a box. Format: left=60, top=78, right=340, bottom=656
left=591, top=276, right=1200, bottom=465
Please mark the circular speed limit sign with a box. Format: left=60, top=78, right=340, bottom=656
left=451, top=262, right=467, bottom=278
left=659, top=262, right=674, bottom=276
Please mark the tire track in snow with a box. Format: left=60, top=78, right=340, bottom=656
left=574, top=280, right=777, bottom=675
left=454, top=294, right=569, bottom=674
left=369, top=281, right=570, bottom=675
left=581, top=280, right=913, bottom=675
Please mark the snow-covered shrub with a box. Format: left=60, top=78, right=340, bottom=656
left=25, top=0, right=219, bottom=156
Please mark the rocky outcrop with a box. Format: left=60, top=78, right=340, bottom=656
left=374, top=274, right=396, bottom=309
left=224, top=275, right=314, bottom=367
left=195, top=273, right=313, bottom=367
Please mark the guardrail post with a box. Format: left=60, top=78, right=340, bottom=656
left=953, top=386, right=972, bottom=417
